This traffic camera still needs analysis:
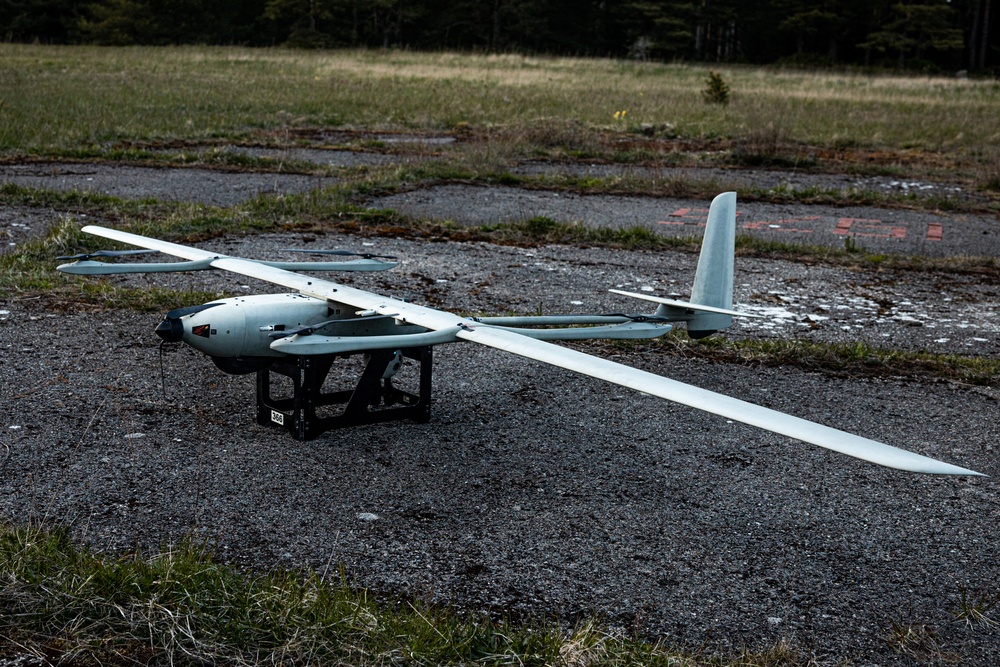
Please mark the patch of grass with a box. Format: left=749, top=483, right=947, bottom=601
left=0, top=182, right=139, bottom=211
left=613, top=330, right=1000, bottom=386
left=884, top=620, right=951, bottom=664
left=730, top=125, right=817, bottom=169
left=0, top=186, right=303, bottom=303
left=952, top=585, right=999, bottom=628
left=8, top=144, right=334, bottom=175
left=394, top=158, right=991, bottom=216
left=0, top=522, right=812, bottom=667
left=976, top=147, right=1000, bottom=194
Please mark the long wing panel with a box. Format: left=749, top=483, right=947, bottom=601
left=454, top=325, right=982, bottom=476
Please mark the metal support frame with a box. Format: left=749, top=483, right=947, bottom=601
left=256, top=347, right=433, bottom=440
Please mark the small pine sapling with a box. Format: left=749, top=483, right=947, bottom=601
left=702, top=70, right=730, bottom=105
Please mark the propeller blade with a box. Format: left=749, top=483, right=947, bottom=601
left=282, top=248, right=398, bottom=261
left=56, top=249, right=159, bottom=260
left=156, top=303, right=225, bottom=342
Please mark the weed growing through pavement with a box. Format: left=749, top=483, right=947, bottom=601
left=953, top=584, right=999, bottom=628
left=885, top=620, right=952, bottom=663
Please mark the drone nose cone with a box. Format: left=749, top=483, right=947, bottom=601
left=155, top=316, right=184, bottom=342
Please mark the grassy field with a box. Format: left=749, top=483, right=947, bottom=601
left=2, top=44, right=1000, bottom=161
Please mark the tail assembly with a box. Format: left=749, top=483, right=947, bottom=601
left=685, top=191, right=736, bottom=337
left=609, top=192, right=741, bottom=339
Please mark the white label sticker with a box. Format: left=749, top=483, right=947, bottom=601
left=271, top=410, right=285, bottom=425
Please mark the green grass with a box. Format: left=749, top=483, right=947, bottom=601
left=3, top=45, right=1000, bottom=157
left=644, top=330, right=1000, bottom=386
left=0, top=186, right=281, bottom=306
left=0, top=522, right=808, bottom=667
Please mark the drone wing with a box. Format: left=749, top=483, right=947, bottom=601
left=76, top=225, right=983, bottom=476
left=451, top=325, right=982, bottom=475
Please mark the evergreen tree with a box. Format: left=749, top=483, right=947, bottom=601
left=77, top=0, right=154, bottom=44
left=860, top=0, right=964, bottom=69
left=618, top=1, right=695, bottom=60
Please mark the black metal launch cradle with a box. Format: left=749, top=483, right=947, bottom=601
left=255, top=346, right=433, bottom=440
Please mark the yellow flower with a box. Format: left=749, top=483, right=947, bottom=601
left=613, top=109, right=627, bottom=121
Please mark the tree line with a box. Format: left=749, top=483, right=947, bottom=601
left=2, top=0, right=996, bottom=73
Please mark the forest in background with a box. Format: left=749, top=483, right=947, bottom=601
left=1, top=0, right=997, bottom=73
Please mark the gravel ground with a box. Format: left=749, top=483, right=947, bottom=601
left=3, top=231, right=999, bottom=665
left=2, top=159, right=999, bottom=665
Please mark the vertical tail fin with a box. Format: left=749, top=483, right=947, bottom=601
left=658, top=191, right=736, bottom=338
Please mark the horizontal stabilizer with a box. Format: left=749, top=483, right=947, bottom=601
left=610, top=289, right=761, bottom=318
left=58, top=230, right=396, bottom=274
left=58, top=258, right=395, bottom=274
left=261, top=259, right=396, bottom=272
left=56, top=249, right=158, bottom=261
